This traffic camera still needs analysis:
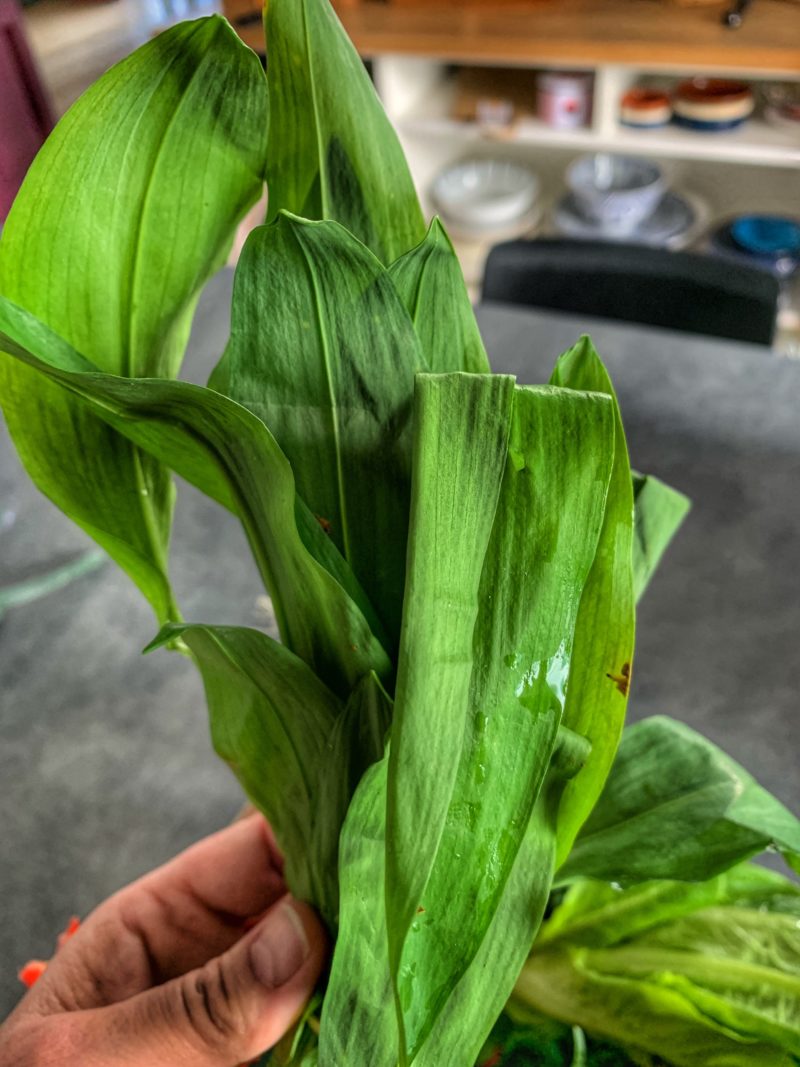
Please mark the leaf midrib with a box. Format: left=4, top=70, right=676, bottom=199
left=572, top=773, right=741, bottom=851
left=292, top=224, right=351, bottom=561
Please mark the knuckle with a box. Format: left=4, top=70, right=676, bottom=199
left=0, top=1017, right=78, bottom=1067
left=176, top=958, right=248, bottom=1053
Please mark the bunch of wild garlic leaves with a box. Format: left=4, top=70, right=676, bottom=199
left=0, top=2, right=798, bottom=1065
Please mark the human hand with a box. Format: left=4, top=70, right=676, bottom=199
left=0, top=813, right=327, bottom=1066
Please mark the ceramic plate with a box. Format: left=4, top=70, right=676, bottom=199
left=553, top=190, right=698, bottom=249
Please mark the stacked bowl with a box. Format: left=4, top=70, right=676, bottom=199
left=673, top=78, right=754, bottom=131
left=554, top=152, right=697, bottom=249
left=431, top=158, right=541, bottom=240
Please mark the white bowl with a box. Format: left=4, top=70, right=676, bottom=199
left=566, top=153, right=665, bottom=232
left=432, top=159, right=539, bottom=229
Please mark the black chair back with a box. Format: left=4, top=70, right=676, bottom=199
left=482, top=239, right=780, bottom=346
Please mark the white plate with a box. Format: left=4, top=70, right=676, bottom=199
left=432, top=159, right=540, bottom=230
left=553, top=190, right=700, bottom=250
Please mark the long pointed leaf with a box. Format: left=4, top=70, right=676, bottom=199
left=264, top=0, right=425, bottom=263
left=211, top=214, right=425, bottom=646
left=318, top=758, right=399, bottom=1067
left=319, top=733, right=589, bottom=1067
left=632, top=471, right=691, bottom=600
left=149, top=622, right=339, bottom=908
left=416, top=728, right=591, bottom=1067
left=0, top=298, right=390, bottom=697
left=310, top=671, right=392, bottom=928
left=0, top=17, right=268, bottom=622
left=549, top=336, right=636, bottom=865
left=387, top=375, right=615, bottom=1060
left=388, top=218, right=490, bottom=374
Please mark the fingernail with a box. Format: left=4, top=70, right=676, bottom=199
left=250, top=901, right=311, bottom=988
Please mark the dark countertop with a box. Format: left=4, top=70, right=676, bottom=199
left=1, top=270, right=798, bottom=1020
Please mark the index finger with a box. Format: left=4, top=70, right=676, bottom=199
left=20, top=813, right=288, bottom=1014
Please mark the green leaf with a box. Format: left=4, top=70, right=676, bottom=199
left=516, top=868, right=800, bottom=1066
left=321, top=731, right=592, bottom=1067
left=310, top=670, right=392, bottom=928
left=0, top=297, right=390, bottom=697
left=149, top=623, right=339, bottom=909
left=548, top=337, right=636, bottom=867
left=387, top=375, right=616, bottom=1060
left=319, top=757, right=399, bottom=1067
left=264, top=0, right=425, bottom=263
left=557, top=715, right=800, bottom=886
left=388, top=218, right=490, bottom=374
left=515, top=945, right=797, bottom=1067
left=635, top=907, right=800, bottom=1051
left=211, top=213, right=425, bottom=647
left=539, top=864, right=800, bottom=951
left=416, top=728, right=591, bottom=1067
left=0, top=17, right=268, bottom=622
left=632, top=472, right=691, bottom=601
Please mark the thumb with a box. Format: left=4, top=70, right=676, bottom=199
left=74, top=898, right=326, bottom=1067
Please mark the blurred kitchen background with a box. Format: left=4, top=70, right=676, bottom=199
left=3, top=0, right=800, bottom=352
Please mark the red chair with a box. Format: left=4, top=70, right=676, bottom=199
left=0, top=0, right=54, bottom=221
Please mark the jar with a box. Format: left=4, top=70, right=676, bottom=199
left=537, top=71, right=592, bottom=129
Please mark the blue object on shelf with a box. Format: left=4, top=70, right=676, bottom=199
left=673, top=115, right=748, bottom=131
left=731, top=215, right=800, bottom=257
left=710, top=221, right=799, bottom=279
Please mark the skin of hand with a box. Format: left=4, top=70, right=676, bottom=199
left=0, top=813, right=327, bottom=1066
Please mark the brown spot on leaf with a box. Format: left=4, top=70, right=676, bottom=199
left=315, top=515, right=332, bottom=534
left=606, top=661, right=631, bottom=696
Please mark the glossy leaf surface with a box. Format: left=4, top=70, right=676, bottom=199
left=0, top=297, right=389, bottom=697
left=388, top=218, right=490, bottom=374
left=558, top=716, right=800, bottom=886
left=0, top=17, right=268, bottom=621
left=264, top=0, right=424, bottom=263
left=548, top=337, right=635, bottom=866
left=213, top=214, right=425, bottom=646
left=416, top=727, right=591, bottom=1067
left=387, top=375, right=615, bottom=1060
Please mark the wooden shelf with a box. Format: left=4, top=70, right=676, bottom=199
left=332, top=0, right=800, bottom=75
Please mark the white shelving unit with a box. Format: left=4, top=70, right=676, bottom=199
left=371, top=54, right=800, bottom=349
left=391, top=64, right=800, bottom=169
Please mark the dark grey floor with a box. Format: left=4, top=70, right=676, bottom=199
left=1, top=271, right=798, bottom=1021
